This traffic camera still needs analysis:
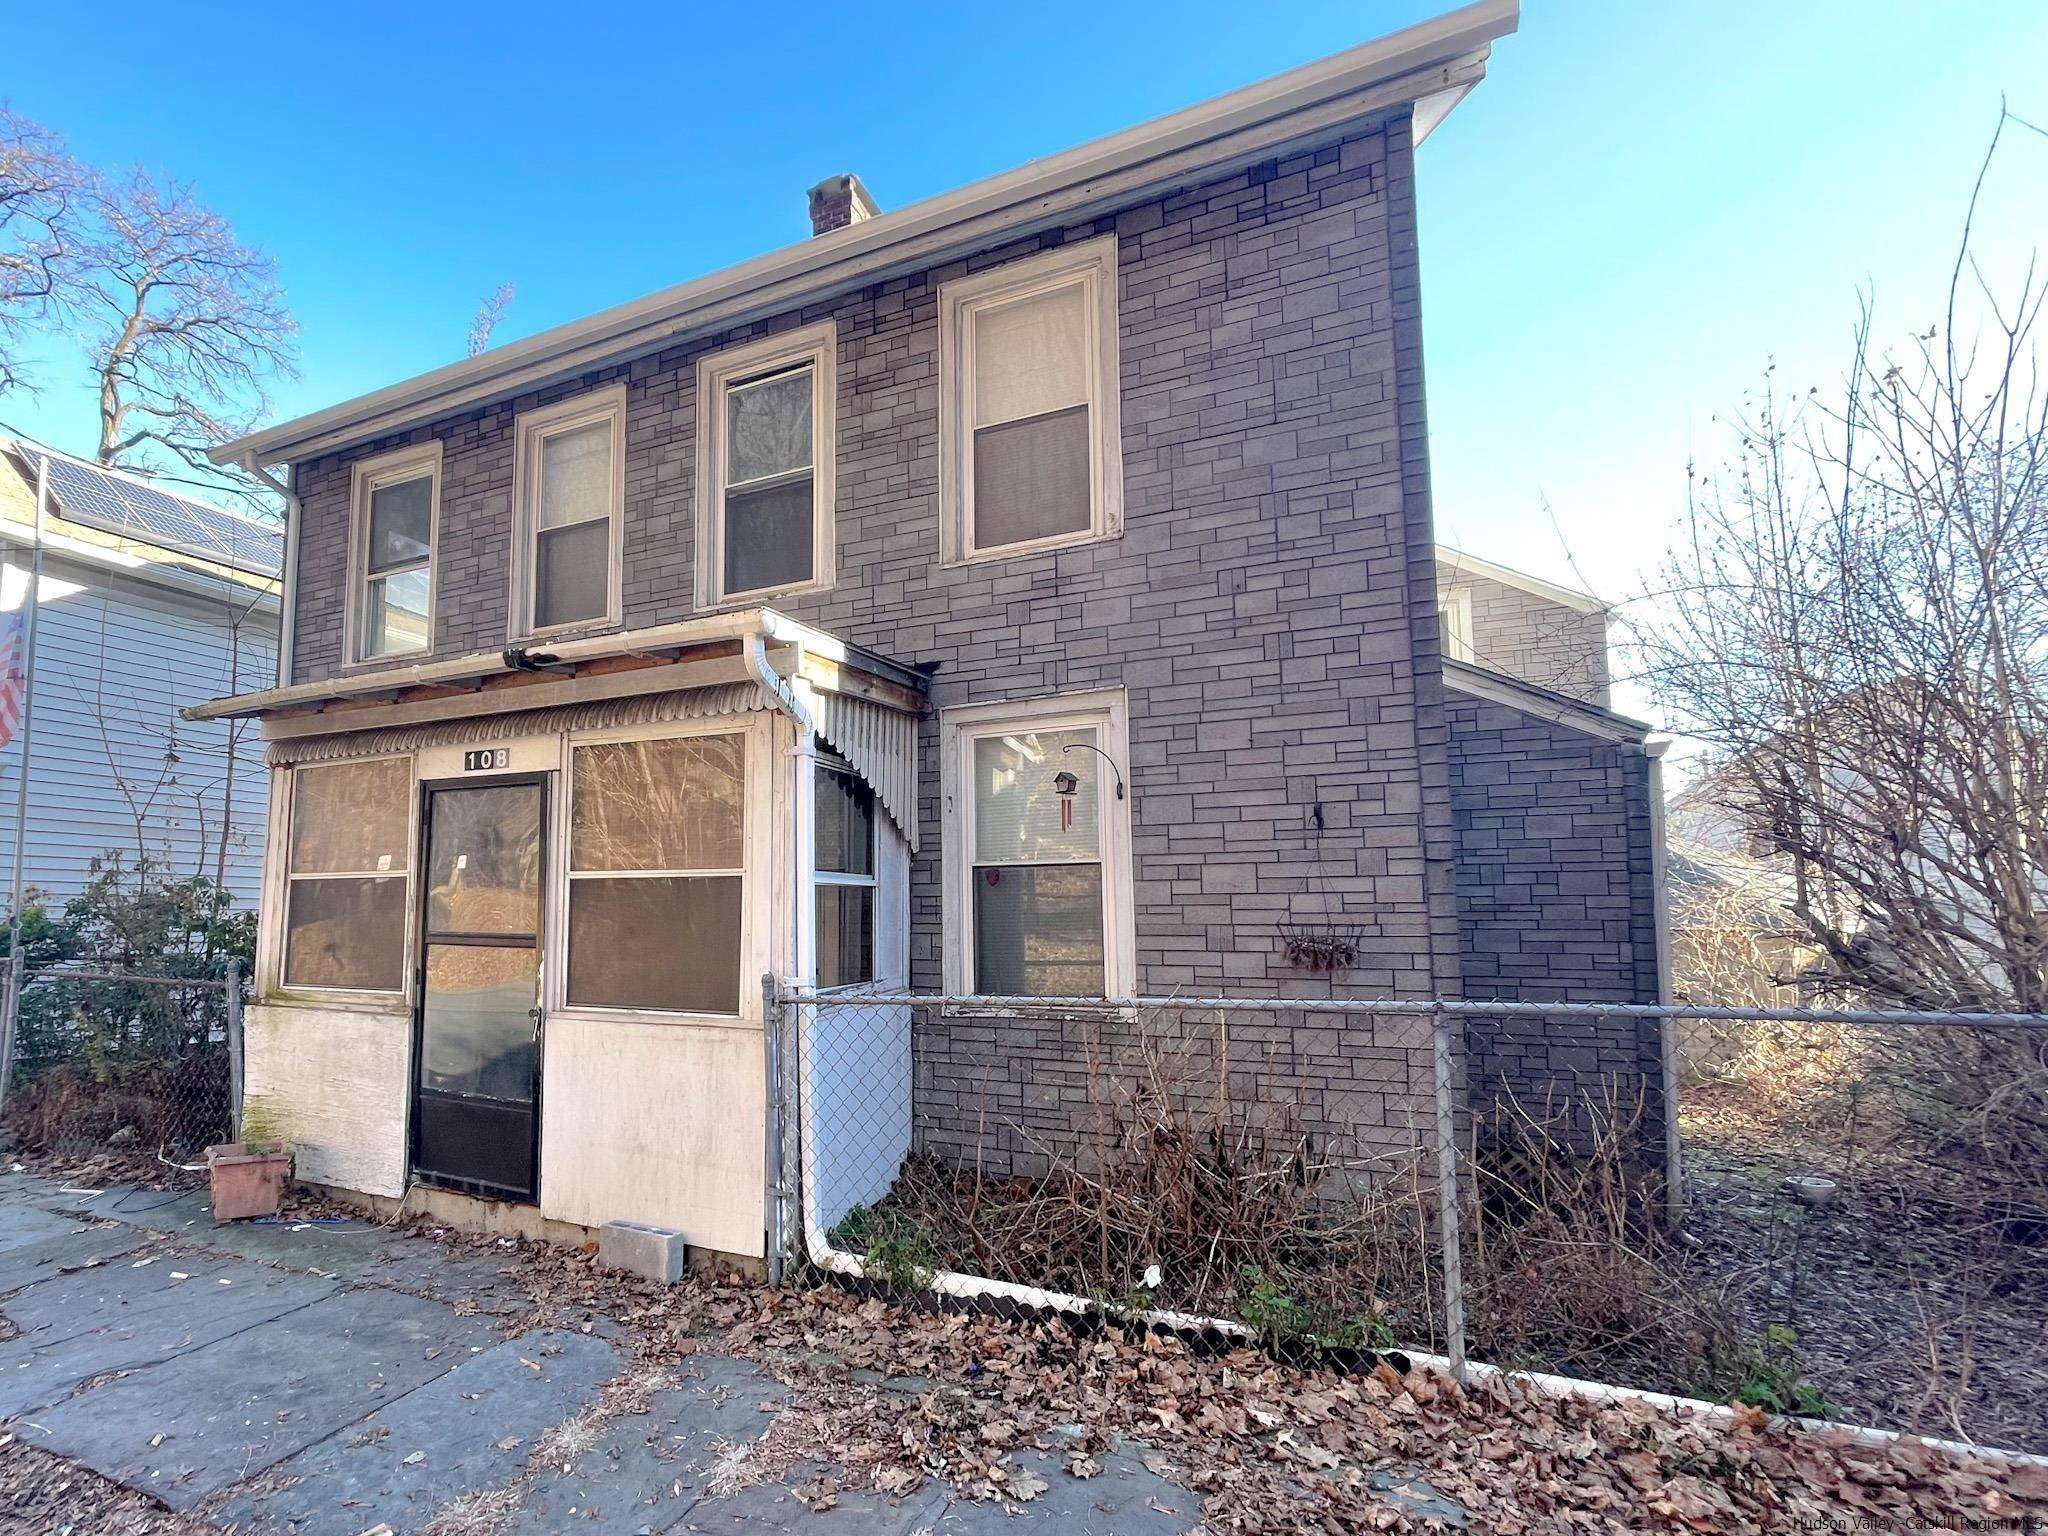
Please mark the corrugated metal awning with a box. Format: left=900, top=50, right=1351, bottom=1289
left=814, top=690, right=921, bottom=853
left=265, top=678, right=924, bottom=851
left=265, top=683, right=771, bottom=766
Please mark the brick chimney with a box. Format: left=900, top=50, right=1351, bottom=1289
left=806, top=174, right=879, bottom=237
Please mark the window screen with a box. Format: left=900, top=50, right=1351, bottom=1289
left=722, top=366, right=816, bottom=596
left=567, top=734, right=746, bottom=1011
left=284, top=758, right=412, bottom=991
left=970, top=282, right=1092, bottom=551
left=361, top=472, right=432, bottom=658
left=967, top=726, right=1104, bottom=995
left=532, top=418, right=614, bottom=629
left=815, top=762, right=876, bottom=988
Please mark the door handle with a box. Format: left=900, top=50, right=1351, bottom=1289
left=528, top=1005, right=545, bottom=1027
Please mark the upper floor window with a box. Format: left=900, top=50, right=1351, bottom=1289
left=941, top=688, right=1134, bottom=997
left=939, top=237, right=1122, bottom=564
left=695, top=323, right=836, bottom=607
left=513, top=385, right=625, bottom=637
left=349, top=442, right=439, bottom=661
left=1439, top=589, right=1474, bottom=663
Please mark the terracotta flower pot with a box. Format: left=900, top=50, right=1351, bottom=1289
left=205, top=1142, right=293, bottom=1223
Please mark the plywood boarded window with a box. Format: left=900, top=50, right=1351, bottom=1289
left=567, top=732, right=745, bottom=1013
left=284, top=757, right=413, bottom=991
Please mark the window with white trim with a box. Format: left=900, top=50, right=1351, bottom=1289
left=695, top=323, right=836, bottom=605
left=513, top=385, right=625, bottom=636
left=1439, top=588, right=1474, bottom=663
left=349, top=443, right=438, bottom=661
left=943, top=690, right=1133, bottom=997
left=814, top=757, right=875, bottom=989
left=283, top=757, right=413, bottom=992
left=939, top=237, right=1122, bottom=563
left=566, top=732, right=744, bottom=1013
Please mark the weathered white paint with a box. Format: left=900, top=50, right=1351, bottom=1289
left=538, top=1017, right=765, bottom=1256
left=241, top=1002, right=409, bottom=1197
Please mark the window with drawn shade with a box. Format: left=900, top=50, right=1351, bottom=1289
left=566, top=734, right=744, bottom=1013
left=814, top=761, right=875, bottom=989
left=969, top=727, right=1104, bottom=995
left=533, top=420, right=614, bottom=630
left=968, top=282, right=1093, bottom=553
left=283, top=758, right=412, bottom=991
left=722, top=364, right=816, bottom=598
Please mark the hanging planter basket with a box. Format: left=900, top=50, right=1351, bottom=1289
left=1277, top=925, right=1360, bottom=973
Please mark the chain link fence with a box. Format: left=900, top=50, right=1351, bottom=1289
left=0, top=958, right=245, bottom=1177
left=771, top=987, right=2048, bottom=1455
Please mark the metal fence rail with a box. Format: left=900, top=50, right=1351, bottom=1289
left=0, top=956, right=245, bottom=1174
left=771, top=984, right=2048, bottom=1455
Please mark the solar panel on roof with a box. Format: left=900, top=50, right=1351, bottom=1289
left=17, top=448, right=283, bottom=579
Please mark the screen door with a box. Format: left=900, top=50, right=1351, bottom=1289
left=411, top=779, right=545, bottom=1200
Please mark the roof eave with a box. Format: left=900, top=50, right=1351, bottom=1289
left=213, top=0, right=1517, bottom=469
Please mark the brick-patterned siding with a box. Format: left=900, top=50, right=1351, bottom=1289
left=1445, top=693, right=1665, bottom=1151
left=1438, top=564, right=1610, bottom=705
left=287, top=115, right=1464, bottom=1173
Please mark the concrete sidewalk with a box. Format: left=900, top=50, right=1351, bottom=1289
left=0, top=1169, right=1196, bottom=1535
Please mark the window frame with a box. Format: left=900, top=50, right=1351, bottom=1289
left=345, top=441, right=442, bottom=667
left=554, top=717, right=765, bottom=1026
left=693, top=322, right=837, bottom=609
left=510, top=383, right=627, bottom=641
left=940, top=687, right=1135, bottom=998
left=937, top=236, right=1123, bottom=566
left=813, top=755, right=877, bottom=993
left=270, top=754, right=418, bottom=1002
left=1439, top=588, right=1475, bottom=664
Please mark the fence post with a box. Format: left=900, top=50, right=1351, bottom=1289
left=762, top=973, right=786, bottom=1289
left=0, top=950, right=19, bottom=1121
left=1429, top=999, right=1468, bottom=1386
left=225, top=958, right=244, bottom=1144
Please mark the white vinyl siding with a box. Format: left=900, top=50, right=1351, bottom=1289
left=0, top=548, right=277, bottom=906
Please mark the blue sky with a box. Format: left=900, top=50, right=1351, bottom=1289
left=5, top=1, right=2046, bottom=637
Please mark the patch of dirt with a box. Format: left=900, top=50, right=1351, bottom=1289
left=1684, top=1079, right=2048, bottom=1453
left=0, top=1433, right=214, bottom=1534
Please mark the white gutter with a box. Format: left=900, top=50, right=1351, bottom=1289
left=1644, top=739, right=1683, bottom=1224
left=240, top=453, right=299, bottom=687
left=211, top=0, right=1516, bottom=469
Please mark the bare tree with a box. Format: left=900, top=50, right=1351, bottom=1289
left=81, top=169, right=297, bottom=503
left=0, top=108, right=87, bottom=398
left=467, top=280, right=515, bottom=358
left=1639, top=112, right=2048, bottom=1016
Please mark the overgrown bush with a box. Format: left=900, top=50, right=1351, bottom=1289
left=0, top=851, right=254, bottom=1158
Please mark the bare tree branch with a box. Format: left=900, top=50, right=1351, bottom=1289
left=0, top=108, right=89, bottom=399
left=467, top=280, right=514, bottom=358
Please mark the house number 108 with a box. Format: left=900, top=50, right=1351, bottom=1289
left=462, top=748, right=511, bottom=773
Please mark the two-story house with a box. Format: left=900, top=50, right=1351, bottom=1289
left=188, top=0, right=1669, bottom=1262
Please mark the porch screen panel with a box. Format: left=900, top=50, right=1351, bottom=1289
left=567, top=733, right=745, bottom=1012
left=283, top=757, right=412, bottom=991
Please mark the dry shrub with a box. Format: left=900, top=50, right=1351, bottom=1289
left=4, top=1055, right=227, bottom=1158
left=1465, top=1085, right=1737, bottom=1382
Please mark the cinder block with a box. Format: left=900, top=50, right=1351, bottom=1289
left=599, top=1220, right=687, bottom=1285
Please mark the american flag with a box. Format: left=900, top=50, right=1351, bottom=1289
left=0, top=610, right=25, bottom=750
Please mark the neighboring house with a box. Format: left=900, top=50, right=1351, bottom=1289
left=1436, top=546, right=1611, bottom=705
left=0, top=438, right=280, bottom=909
left=188, top=0, right=1662, bottom=1262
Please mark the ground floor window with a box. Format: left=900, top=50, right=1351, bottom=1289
left=566, top=732, right=745, bottom=1013
left=282, top=757, right=413, bottom=992
left=815, top=757, right=875, bottom=988
left=943, top=690, right=1132, bottom=997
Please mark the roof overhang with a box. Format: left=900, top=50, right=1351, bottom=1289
left=213, top=0, right=1517, bottom=470
left=1435, top=544, right=1609, bottom=615
left=181, top=607, right=928, bottom=737
left=1444, top=659, right=1651, bottom=747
